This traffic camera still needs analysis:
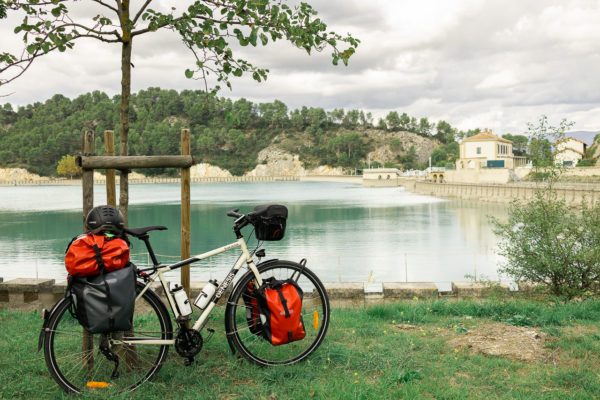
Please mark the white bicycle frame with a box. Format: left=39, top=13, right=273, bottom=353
left=119, top=236, right=262, bottom=346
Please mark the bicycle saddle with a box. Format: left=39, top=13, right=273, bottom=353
left=123, top=226, right=168, bottom=237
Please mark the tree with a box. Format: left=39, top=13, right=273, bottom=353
left=493, top=193, right=600, bottom=300
left=417, top=117, right=433, bottom=137
left=398, top=145, right=418, bottom=170
left=490, top=116, right=600, bottom=301
left=385, top=111, right=401, bottom=131
left=56, top=154, right=82, bottom=179
left=2, top=0, right=359, bottom=219
left=503, top=133, right=529, bottom=156
left=435, top=120, right=457, bottom=144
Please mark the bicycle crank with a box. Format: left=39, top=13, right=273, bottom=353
left=175, top=327, right=203, bottom=366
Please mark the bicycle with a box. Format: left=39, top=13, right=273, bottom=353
left=38, top=205, right=330, bottom=394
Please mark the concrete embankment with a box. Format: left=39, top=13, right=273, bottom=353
left=398, top=178, right=600, bottom=206
left=0, top=277, right=526, bottom=310
left=0, top=175, right=363, bottom=186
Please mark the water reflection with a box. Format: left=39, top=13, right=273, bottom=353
left=0, top=183, right=508, bottom=289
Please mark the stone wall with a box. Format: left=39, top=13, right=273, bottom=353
left=397, top=178, right=600, bottom=206
left=0, top=277, right=521, bottom=311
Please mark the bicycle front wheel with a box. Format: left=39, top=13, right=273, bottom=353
left=226, top=260, right=330, bottom=366
left=43, top=282, right=172, bottom=394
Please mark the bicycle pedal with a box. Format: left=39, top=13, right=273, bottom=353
left=205, top=328, right=215, bottom=343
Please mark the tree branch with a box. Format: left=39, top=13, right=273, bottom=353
left=132, top=0, right=153, bottom=24
left=92, top=0, right=118, bottom=14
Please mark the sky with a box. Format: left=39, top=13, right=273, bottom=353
left=1, top=0, right=600, bottom=134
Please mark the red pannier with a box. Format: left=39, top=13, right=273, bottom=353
left=256, top=277, right=306, bottom=346
left=65, top=234, right=130, bottom=277
left=243, top=281, right=262, bottom=335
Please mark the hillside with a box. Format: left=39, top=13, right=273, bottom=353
left=0, top=88, right=457, bottom=176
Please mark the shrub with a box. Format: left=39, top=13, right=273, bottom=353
left=493, top=192, right=600, bottom=300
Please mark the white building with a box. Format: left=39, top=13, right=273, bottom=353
left=456, top=130, right=525, bottom=170
left=362, top=168, right=399, bottom=187
left=554, top=138, right=587, bottom=167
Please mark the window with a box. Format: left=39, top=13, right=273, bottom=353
left=476, top=147, right=481, bottom=155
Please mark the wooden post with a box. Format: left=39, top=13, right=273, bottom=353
left=104, top=130, right=116, bottom=207
left=82, top=130, right=95, bottom=225
left=181, top=129, right=191, bottom=296
left=81, top=129, right=94, bottom=370
left=119, top=169, right=128, bottom=226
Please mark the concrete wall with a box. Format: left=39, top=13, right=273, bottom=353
left=444, top=168, right=512, bottom=184
left=0, top=278, right=519, bottom=311
left=408, top=181, right=600, bottom=206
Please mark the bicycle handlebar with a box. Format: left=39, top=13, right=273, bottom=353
left=226, top=208, right=242, bottom=218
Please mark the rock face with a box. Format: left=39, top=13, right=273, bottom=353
left=367, top=130, right=440, bottom=165
left=0, top=168, right=48, bottom=181
left=306, top=165, right=344, bottom=175
left=190, top=163, right=232, bottom=178
left=245, top=147, right=343, bottom=176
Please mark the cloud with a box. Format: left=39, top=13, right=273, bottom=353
left=1, top=0, right=600, bottom=133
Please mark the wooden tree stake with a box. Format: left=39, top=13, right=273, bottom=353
left=104, top=130, right=116, bottom=206
left=181, top=129, right=191, bottom=296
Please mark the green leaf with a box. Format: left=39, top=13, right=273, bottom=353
left=184, top=69, right=194, bottom=79
left=259, top=33, right=268, bottom=46
left=248, top=28, right=257, bottom=46
left=26, top=44, right=36, bottom=55
left=233, top=68, right=243, bottom=77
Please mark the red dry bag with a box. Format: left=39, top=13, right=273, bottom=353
left=65, top=234, right=130, bottom=277
left=256, top=277, right=306, bottom=346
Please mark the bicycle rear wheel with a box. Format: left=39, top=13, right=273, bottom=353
left=43, top=282, right=172, bottom=394
left=226, top=260, right=330, bottom=366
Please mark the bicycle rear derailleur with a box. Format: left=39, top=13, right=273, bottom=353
left=175, top=326, right=203, bottom=366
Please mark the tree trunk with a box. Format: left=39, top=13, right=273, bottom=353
left=119, top=0, right=132, bottom=225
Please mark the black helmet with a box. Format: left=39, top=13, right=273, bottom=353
left=85, top=205, right=125, bottom=234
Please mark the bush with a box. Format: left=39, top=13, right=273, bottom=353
left=493, top=192, right=600, bottom=300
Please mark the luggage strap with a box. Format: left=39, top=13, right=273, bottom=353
left=275, top=287, right=291, bottom=318
left=92, top=242, right=115, bottom=330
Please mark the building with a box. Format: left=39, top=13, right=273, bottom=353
left=456, top=129, right=525, bottom=170
left=554, top=137, right=587, bottom=167
left=362, top=168, right=399, bottom=187
left=444, top=129, right=529, bottom=184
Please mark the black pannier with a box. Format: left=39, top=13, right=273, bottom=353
left=69, top=263, right=136, bottom=334
left=250, top=204, right=288, bottom=241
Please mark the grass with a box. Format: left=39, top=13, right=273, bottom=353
left=2, top=298, right=600, bottom=399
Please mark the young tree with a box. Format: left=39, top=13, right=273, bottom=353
left=56, top=154, right=82, bottom=178
left=1, top=0, right=359, bottom=218
left=490, top=116, right=600, bottom=300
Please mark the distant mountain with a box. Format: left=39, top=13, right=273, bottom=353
left=566, top=131, right=600, bottom=145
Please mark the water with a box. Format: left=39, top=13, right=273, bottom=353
left=0, top=182, right=508, bottom=290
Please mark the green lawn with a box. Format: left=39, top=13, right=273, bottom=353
left=2, top=298, right=600, bottom=399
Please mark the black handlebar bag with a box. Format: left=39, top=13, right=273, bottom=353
left=69, top=263, right=136, bottom=334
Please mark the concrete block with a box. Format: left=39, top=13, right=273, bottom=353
left=451, top=281, right=509, bottom=297
left=51, top=281, right=68, bottom=303
left=383, top=282, right=438, bottom=299
left=0, top=278, right=55, bottom=306
left=324, top=282, right=363, bottom=299
left=364, top=282, right=384, bottom=305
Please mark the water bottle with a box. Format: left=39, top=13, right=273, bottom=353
left=194, top=279, right=218, bottom=309
left=170, top=283, right=193, bottom=317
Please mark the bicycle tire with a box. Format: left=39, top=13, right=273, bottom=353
left=44, top=282, right=172, bottom=394
left=225, top=259, right=330, bottom=366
